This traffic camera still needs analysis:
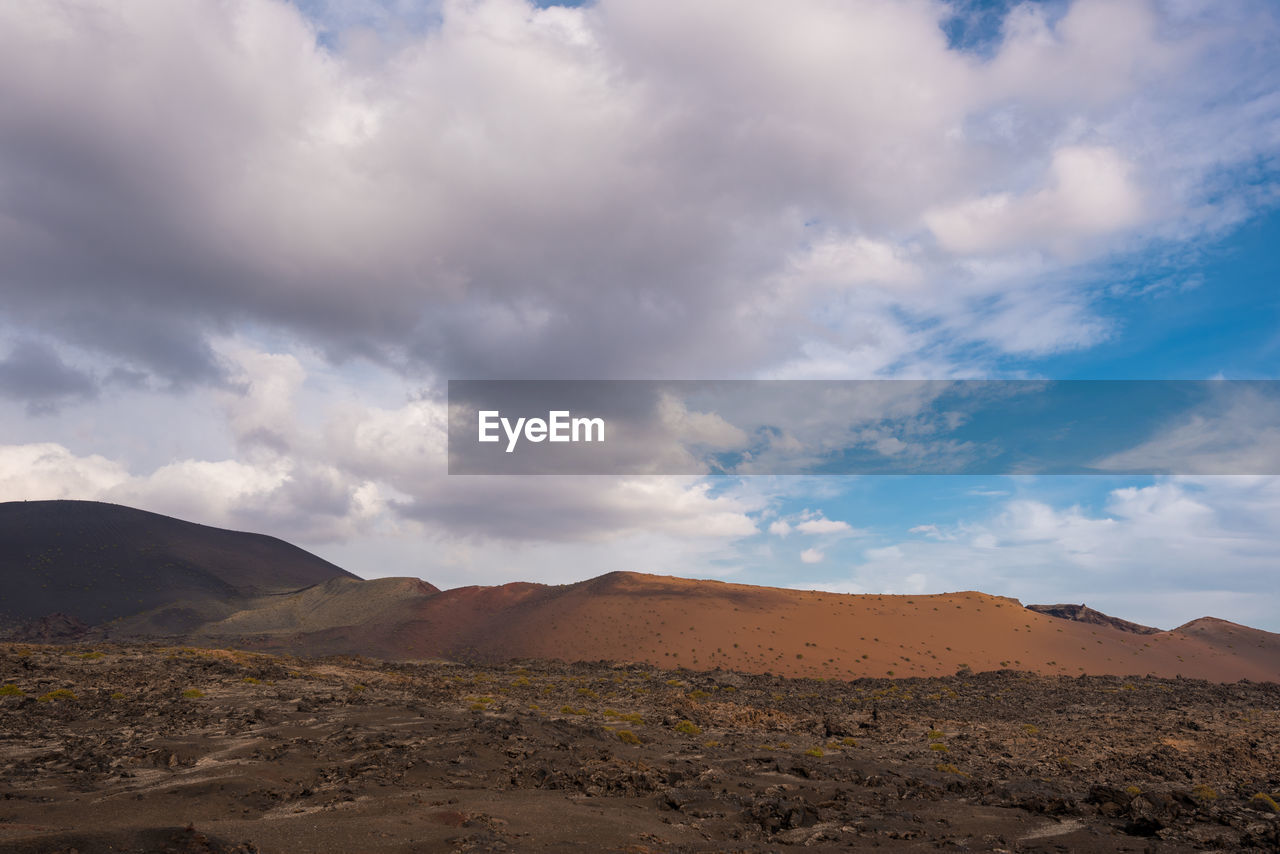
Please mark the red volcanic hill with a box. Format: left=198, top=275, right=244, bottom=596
left=0, top=500, right=358, bottom=635
left=206, top=571, right=1280, bottom=684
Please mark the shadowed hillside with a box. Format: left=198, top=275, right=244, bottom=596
left=0, top=500, right=358, bottom=634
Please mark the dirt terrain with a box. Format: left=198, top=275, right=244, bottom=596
left=2, top=644, right=1278, bottom=853
left=187, top=572, right=1280, bottom=683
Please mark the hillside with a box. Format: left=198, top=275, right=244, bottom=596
left=0, top=500, right=357, bottom=634
left=216, top=571, right=1280, bottom=683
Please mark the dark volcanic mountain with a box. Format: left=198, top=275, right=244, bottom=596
left=0, top=500, right=357, bottom=634
left=1026, top=602, right=1161, bottom=634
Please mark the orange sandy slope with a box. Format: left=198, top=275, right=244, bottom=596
left=242, top=571, right=1280, bottom=683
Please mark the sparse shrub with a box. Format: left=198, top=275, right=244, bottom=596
left=616, top=729, right=641, bottom=745
left=1191, top=784, right=1218, bottom=801
left=181, top=689, right=204, bottom=699
left=559, top=705, right=588, bottom=715
left=0, top=684, right=24, bottom=697
left=1022, top=724, right=1039, bottom=735
left=687, top=690, right=709, bottom=702
left=511, top=677, right=530, bottom=687
left=577, top=687, right=598, bottom=699
left=241, top=676, right=260, bottom=685
left=469, top=702, right=488, bottom=711
left=110, top=692, right=125, bottom=700
left=1125, top=785, right=1142, bottom=797
left=804, top=747, right=823, bottom=757
left=929, top=743, right=948, bottom=752
left=674, top=719, right=701, bottom=736
left=79, top=651, right=103, bottom=660
left=38, top=688, right=77, bottom=702
left=1251, top=792, right=1279, bottom=813
left=936, top=763, right=966, bottom=776
left=703, top=740, right=720, bottom=748
left=621, top=712, right=644, bottom=725
left=602, top=709, right=620, bottom=718
left=927, top=729, right=944, bottom=739
left=841, top=737, right=858, bottom=747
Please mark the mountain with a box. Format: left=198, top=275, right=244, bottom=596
left=1026, top=602, right=1161, bottom=634
left=3, top=501, right=1277, bottom=683
left=0, top=500, right=357, bottom=635
left=212, top=570, right=1280, bottom=683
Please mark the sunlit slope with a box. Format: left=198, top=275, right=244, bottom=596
left=234, top=571, right=1280, bottom=682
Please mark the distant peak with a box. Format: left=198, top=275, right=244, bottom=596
left=1026, top=603, right=1161, bottom=635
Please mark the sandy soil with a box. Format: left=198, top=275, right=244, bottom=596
left=180, top=572, right=1280, bottom=683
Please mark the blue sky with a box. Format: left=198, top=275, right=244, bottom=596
left=1, top=0, right=1279, bottom=630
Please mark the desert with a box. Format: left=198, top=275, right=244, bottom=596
left=1, top=500, right=1279, bottom=852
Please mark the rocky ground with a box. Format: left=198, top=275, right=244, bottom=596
left=1, top=644, right=1278, bottom=853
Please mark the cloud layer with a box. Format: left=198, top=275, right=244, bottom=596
left=1, top=0, right=1278, bottom=623
left=1, top=0, right=1276, bottom=386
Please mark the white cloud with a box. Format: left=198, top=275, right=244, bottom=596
left=0, top=443, right=129, bottom=499
left=926, top=146, right=1145, bottom=257
left=826, top=477, right=1280, bottom=629
left=0, top=341, right=767, bottom=555
left=795, top=517, right=852, bottom=535
left=799, top=547, right=824, bottom=564
left=1094, top=385, right=1280, bottom=475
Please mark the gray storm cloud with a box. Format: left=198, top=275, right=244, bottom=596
left=0, top=340, right=97, bottom=413
left=1, top=0, right=1275, bottom=386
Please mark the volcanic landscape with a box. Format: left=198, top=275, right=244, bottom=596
left=1, top=500, right=1278, bottom=852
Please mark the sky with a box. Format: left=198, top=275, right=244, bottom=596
left=1, top=0, right=1279, bottom=630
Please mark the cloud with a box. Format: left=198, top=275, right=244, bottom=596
left=0, top=0, right=1273, bottom=387
left=0, top=340, right=97, bottom=414
left=925, top=146, right=1145, bottom=256
left=0, top=0, right=1278, bottom=606
left=1093, top=384, right=1280, bottom=475
left=795, top=517, right=852, bottom=535
left=0, top=443, right=129, bottom=498
left=799, top=547, right=823, bottom=564
left=816, top=477, right=1280, bottom=630
left=0, top=340, right=766, bottom=549
left=767, top=509, right=862, bottom=538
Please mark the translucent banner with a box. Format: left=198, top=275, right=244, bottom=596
left=447, top=380, right=1280, bottom=475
